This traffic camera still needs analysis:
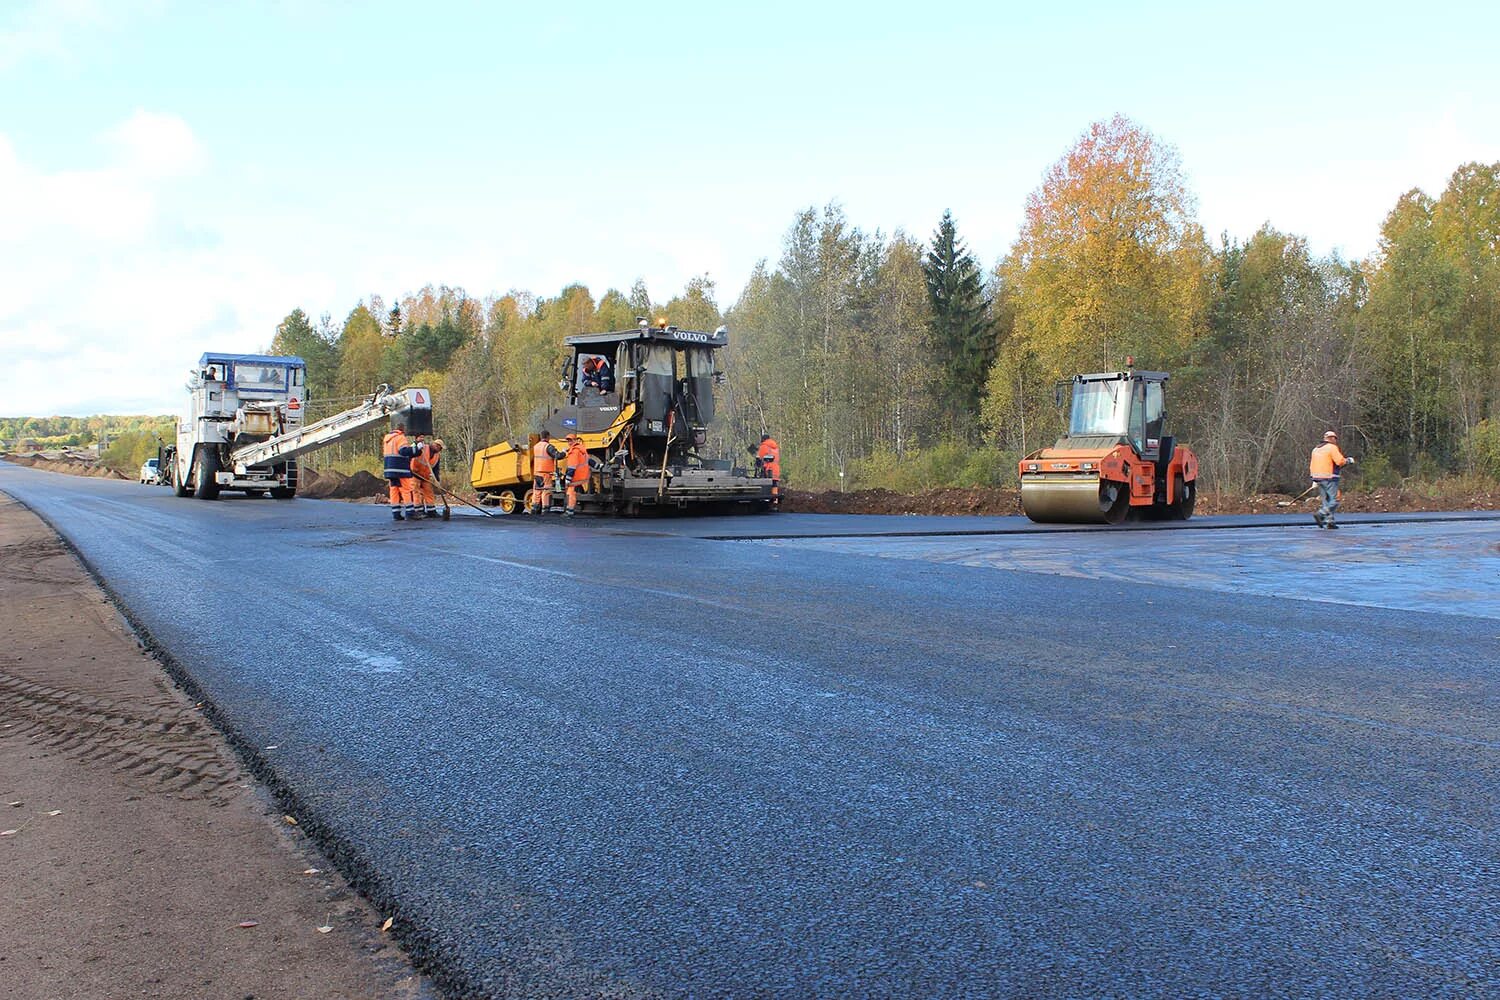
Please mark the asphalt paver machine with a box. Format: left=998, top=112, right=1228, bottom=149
left=471, top=322, right=775, bottom=515
left=1018, top=366, right=1198, bottom=524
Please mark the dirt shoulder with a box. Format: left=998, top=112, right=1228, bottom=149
left=781, top=484, right=1500, bottom=516
left=0, top=493, right=428, bottom=999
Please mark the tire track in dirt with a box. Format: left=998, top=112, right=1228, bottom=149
left=0, top=671, right=239, bottom=802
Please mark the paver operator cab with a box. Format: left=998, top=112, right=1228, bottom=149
left=471, top=321, right=777, bottom=515
left=172, top=352, right=431, bottom=500
left=1018, top=366, right=1198, bottom=524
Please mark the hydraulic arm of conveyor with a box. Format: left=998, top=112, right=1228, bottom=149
left=229, top=385, right=427, bottom=473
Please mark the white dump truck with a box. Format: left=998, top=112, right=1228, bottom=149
left=171, top=351, right=431, bottom=499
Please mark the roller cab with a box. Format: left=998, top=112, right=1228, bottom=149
left=1019, top=368, right=1197, bottom=524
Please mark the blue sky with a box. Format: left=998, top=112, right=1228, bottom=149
left=3, top=0, right=1497, bottom=415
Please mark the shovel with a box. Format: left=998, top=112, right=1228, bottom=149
left=411, top=472, right=497, bottom=519
left=1276, top=485, right=1318, bottom=507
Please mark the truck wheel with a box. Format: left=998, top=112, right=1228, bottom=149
left=192, top=445, right=220, bottom=500
left=496, top=489, right=519, bottom=514
left=172, top=464, right=190, bottom=497
left=269, top=486, right=295, bottom=499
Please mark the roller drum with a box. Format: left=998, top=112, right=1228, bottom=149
left=1020, top=474, right=1130, bottom=524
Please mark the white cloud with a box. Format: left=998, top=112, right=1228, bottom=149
left=106, top=109, right=206, bottom=177
left=0, top=109, right=197, bottom=245
left=0, top=0, right=163, bottom=70
left=0, top=111, right=318, bottom=416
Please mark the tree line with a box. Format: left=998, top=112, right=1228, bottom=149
left=265, top=114, right=1499, bottom=493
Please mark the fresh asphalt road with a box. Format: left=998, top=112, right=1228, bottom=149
left=3, top=463, right=1497, bottom=999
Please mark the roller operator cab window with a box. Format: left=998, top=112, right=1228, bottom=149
left=1143, top=381, right=1165, bottom=446
left=1069, top=380, right=1129, bottom=437
left=1129, top=381, right=1147, bottom=452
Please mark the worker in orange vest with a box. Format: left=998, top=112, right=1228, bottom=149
left=409, top=437, right=442, bottom=518
left=752, top=433, right=781, bottom=504
left=1309, top=430, right=1355, bottom=529
left=381, top=422, right=417, bottom=521
left=563, top=433, right=591, bottom=517
left=528, top=430, right=563, bottom=514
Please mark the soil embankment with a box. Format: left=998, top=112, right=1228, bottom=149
left=781, top=484, right=1500, bottom=516
left=0, top=493, right=423, bottom=998
left=2, top=451, right=129, bottom=479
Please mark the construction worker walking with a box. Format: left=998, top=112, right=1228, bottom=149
left=528, top=430, right=563, bottom=514
left=1309, top=430, right=1355, bottom=529
left=563, top=433, right=591, bottom=517
left=382, top=422, right=417, bottom=521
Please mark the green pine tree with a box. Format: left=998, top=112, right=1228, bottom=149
left=924, top=209, right=991, bottom=434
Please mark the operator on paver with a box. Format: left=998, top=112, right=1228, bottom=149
left=1309, top=430, right=1355, bottom=530
left=409, top=436, right=441, bottom=519
left=563, top=433, right=593, bottom=518
left=528, top=430, right=564, bottom=514
left=581, top=355, right=614, bottom=395
left=382, top=421, right=418, bottom=521
left=751, top=433, right=781, bottom=504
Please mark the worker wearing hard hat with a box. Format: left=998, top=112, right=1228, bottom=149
left=563, top=433, right=591, bottom=517
left=382, top=422, right=418, bottom=521
left=1309, top=430, right=1355, bottom=529
left=409, top=437, right=442, bottom=519
left=528, top=430, right=563, bottom=514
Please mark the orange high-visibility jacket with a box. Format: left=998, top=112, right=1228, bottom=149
left=382, top=430, right=413, bottom=480
left=1309, top=442, right=1347, bottom=479
left=566, top=442, right=590, bottom=484
left=532, top=439, right=559, bottom=475
left=410, top=446, right=434, bottom=481
left=757, top=437, right=781, bottom=477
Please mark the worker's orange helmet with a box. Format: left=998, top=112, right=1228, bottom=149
left=1324, top=430, right=1338, bottom=441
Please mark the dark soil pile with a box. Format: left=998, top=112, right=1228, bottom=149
left=326, top=470, right=387, bottom=500
left=298, top=468, right=345, bottom=499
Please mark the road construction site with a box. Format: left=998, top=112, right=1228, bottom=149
left=2, top=459, right=1496, bottom=998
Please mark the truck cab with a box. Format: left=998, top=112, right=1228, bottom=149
left=174, top=353, right=307, bottom=499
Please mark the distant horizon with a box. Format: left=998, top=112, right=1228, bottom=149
left=5, top=0, right=1498, bottom=415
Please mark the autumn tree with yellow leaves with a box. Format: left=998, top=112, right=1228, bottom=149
left=983, top=115, right=1210, bottom=454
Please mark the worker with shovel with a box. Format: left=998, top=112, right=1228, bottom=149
left=409, top=437, right=443, bottom=519
left=1309, top=430, right=1355, bottom=529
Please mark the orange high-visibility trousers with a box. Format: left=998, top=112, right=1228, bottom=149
left=387, top=478, right=412, bottom=507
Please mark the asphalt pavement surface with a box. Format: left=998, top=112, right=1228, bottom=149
left=3, top=462, right=1496, bottom=998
